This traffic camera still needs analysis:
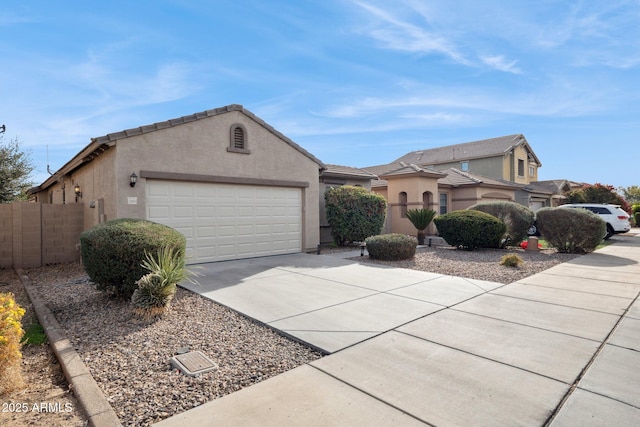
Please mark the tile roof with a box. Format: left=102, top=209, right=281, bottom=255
left=379, top=163, right=446, bottom=179
left=437, top=168, right=519, bottom=189
left=322, top=164, right=378, bottom=179
left=524, top=180, right=565, bottom=195
left=361, top=163, right=398, bottom=177
left=393, top=134, right=541, bottom=165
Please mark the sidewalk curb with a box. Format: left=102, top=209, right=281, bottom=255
left=17, top=269, right=122, bottom=427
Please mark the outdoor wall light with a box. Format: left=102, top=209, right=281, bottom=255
left=74, top=184, right=82, bottom=197
left=130, top=172, right=138, bottom=187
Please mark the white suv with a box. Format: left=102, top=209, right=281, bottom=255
left=560, top=203, right=631, bottom=240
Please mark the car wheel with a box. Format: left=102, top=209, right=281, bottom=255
left=604, top=224, right=614, bottom=240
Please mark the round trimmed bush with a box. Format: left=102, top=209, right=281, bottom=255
left=365, top=233, right=417, bottom=261
left=434, top=210, right=506, bottom=250
left=535, top=207, right=605, bottom=253
left=80, top=218, right=186, bottom=298
left=468, top=201, right=534, bottom=245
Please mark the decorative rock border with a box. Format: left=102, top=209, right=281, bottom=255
left=17, top=270, right=122, bottom=427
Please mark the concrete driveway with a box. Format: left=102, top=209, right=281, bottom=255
left=159, top=234, right=640, bottom=426
left=180, top=252, right=503, bottom=353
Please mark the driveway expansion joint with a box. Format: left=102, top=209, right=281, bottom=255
left=544, top=292, right=640, bottom=425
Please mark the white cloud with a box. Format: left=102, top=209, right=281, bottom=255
left=480, top=55, right=522, bottom=74
left=351, top=1, right=469, bottom=64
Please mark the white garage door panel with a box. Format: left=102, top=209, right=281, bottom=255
left=146, top=181, right=302, bottom=263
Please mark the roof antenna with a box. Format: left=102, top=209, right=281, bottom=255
left=47, top=145, right=54, bottom=175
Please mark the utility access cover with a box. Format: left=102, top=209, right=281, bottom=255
left=170, top=351, right=218, bottom=377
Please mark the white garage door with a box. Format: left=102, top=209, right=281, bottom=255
left=146, top=181, right=302, bottom=263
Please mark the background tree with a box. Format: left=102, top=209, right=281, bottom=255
left=618, top=185, right=640, bottom=204
left=0, top=135, right=35, bottom=203
left=565, top=183, right=630, bottom=212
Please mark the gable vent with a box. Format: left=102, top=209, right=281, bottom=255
left=233, top=126, right=245, bottom=149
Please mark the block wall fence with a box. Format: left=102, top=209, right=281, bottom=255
left=0, top=202, right=84, bottom=268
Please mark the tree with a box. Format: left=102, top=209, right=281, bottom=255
left=405, top=208, right=436, bottom=245
left=565, top=183, right=630, bottom=213
left=619, top=185, right=640, bottom=204
left=0, top=135, right=34, bottom=203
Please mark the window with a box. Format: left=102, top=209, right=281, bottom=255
left=422, top=191, right=432, bottom=210
left=529, top=165, right=535, bottom=177
left=439, top=193, right=448, bottom=215
left=518, top=159, right=525, bottom=177
left=227, top=124, right=250, bottom=154
left=460, top=161, right=469, bottom=172
left=399, top=192, right=408, bottom=218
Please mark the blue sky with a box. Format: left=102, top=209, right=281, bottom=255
left=1, top=1, right=638, bottom=189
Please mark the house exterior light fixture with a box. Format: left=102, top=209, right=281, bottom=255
left=130, top=172, right=138, bottom=187
left=74, top=184, right=82, bottom=202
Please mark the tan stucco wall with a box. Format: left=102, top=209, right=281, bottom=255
left=434, top=156, right=504, bottom=180
left=383, top=175, right=440, bottom=236
left=113, top=111, right=321, bottom=251
left=36, top=149, right=117, bottom=230
left=512, top=145, right=530, bottom=185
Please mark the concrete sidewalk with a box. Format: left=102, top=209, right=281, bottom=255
left=156, top=233, right=640, bottom=426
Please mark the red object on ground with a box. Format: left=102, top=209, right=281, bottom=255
left=520, top=241, right=542, bottom=249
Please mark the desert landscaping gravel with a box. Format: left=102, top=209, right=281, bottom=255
left=24, top=263, right=323, bottom=426
left=8, top=245, right=579, bottom=426
left=357, top=245, right=580, bottom=284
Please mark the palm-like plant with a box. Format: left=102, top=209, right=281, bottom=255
left=131, top=246, right=197, bottom=320
left=405, top=209, right=436, bottom=245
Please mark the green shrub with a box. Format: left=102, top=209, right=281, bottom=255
left=405, top=208, right=436, bottom=244
left=468, top=201, right=534, bottom=246
left=131, top=245, right=197, bottom=320
left=365, top=233, right=417, bottom=260
left=634, top=212, right=639, bottom=227
left=535, top=207, right=605, bottom=253
left=325, top=186, right=387, bottom=246
left=434, top=210, right=506, bottom=250
left=500, top=254, right=523, bottom=268
left=80, top=218, right=186, bottom=298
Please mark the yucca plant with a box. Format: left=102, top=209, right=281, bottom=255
left=131, top=246, right=197, bottom=320
left=405, top=208, right=436, bottom=245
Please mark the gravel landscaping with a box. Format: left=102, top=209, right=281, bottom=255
left=356, top=245, right=581, bottom=284
left=9, top=244, right=581, bottom=426
left=24, top=263, right=323, bottom=427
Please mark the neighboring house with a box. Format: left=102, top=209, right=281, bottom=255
left=319, top=165, right=377, bottom=244
left=531, top=179, right=588, bottom=207
left=370, top=164, right=519, bottom=236
left=390, top=134, right=554, bottom=211
left=28, top=104, right=325, bottom=263
left=394, top=134, right=541, bottom=184
left=363, top=133, right=564, bottom=236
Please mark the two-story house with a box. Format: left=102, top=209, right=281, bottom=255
left=363, top=134, right=554, bottom=236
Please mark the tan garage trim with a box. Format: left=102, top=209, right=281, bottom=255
left=140, top=170, right=309, bottom=188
